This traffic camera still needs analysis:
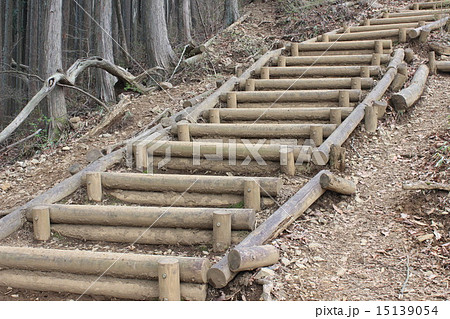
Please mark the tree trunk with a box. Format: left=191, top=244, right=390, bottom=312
left=182, top=0, right=193, bottom=42
left=114, top=0, right=131, bottom=66
left=223, top=0, right=240, bottom=27
left=44, top=0, right=67, bottom=139
left=143, top=0, right=176, bottom=70
left=94, top=0, right=116, bottom=103
left=2, top=0, right=14, bottom=116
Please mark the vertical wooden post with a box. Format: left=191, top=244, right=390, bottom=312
left=330, top=108, right=342, bottom=125
left=360, top=66, right=370, bottom=78
left=177, top=120, right=191, bottom=141
left=321, top=34, right=329, bottom=42
left=428, top=51, right=436, bottom=75
left=86, top=172, right=102, bottom=202
left=261, top=67, right=270, bottom=79
left=245, top=79, right=256, bottom=91
left=365, top=105, right=377, bottom=132
left=363, top=18, right=370, bottom=26
left=209, top=109, right=220, bottom=124
left=419, top=29, right=430, bottom=43
left=278, top=56, right=286, bottom=67
left=374, top=100, right=388, bottom=119
left=310, top=125, right=323, bottom=146
left=330, top=144, right=345, bottom=172
left=280, top=147, right=295, bottom=176
left=399, top=28, right=407, bottom=43
left=342, top=23, right=350, bottom=33
left=351, top=77, right=361, bottom=90
left=158, top=258, right=181, bottom=301
left=135, top=143, right=146, bottom=172
left=371, top=53, right=381, bottom=66
left=213, top=211, right=232, bottom=252
left=374, top=40, right=383, bottom=54
left=32, top=206, right=51, bottom=241
left=413, top=3, right=419, bottom=10
left=382, top=12, right=390, bottom=18
left=244, top=180, right=260, bottom=211
left=405, top=48, right=415, bottom=63
left=339, top=90, right=350, bottom=107
left=235, top=65, right=243, bottom=77
left=398, top=63, right=407, bottom=76
left=227, top=92, right=237, bottom=108
left=291, top=42, right=299, bottom=56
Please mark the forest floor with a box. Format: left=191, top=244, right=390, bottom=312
left=0, top=0, right=449, bottom=301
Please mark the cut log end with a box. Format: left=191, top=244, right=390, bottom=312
left=207, top=267, right=228, bottom=289
left=320, top=172, right=356, bottom=195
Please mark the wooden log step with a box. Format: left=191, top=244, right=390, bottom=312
left=391, top=64, right=429, bottom=111
left=100, top=172, right=281, bottom=196
left=225, top=90, right=361, bottom=103
left=0, top=269, right=207, bottom=301
left=259, top=66, right=380, bottom=78
left=185, top=123, right=337, bottom=139
left=245, top=78, right=374, bottom=91
left=368, top=15, right=437, bottom=25
left=320, top=29, right=407, bottom=41
left=147, top=140, right=311, bottom=162
left=25, top=204, right=256, bottom=230
left=0, top=246, right=209, bottom=284
left=293, top=40, right=392, bottom=52
left=234, top=101, right=358, bottom=108
left=342, top=22, right=422, bottom=32
left=273, top=54, right=390, bottom=66
left=51, top=224, right=248, bottom=246
left=108, top=189, right=276, bottom=208
left=387, top=9, right=450, bottom=17
left=296, top=49, right=392, bottom=56
left=436, top=61, right=450, bottom=72
left=409, top=1, right=450, bottom=10
left=228, top=245, right=279, bottom=271
left=210, top=107, right=353, bottom=121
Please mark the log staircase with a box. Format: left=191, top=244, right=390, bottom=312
left=0, top=2, right=448, bottom=300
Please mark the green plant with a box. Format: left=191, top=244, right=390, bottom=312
left=124, top=82, right=143, bottom=94
left=229, top=201, right=244, bottom=209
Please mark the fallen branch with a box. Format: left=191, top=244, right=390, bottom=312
left=57, top=83, right=110, bottom=113
left=88, top=96, right=132, bottom=137
left=391, top=64, right=429, bottom=112
left=402, top=181, right=450, bottom=192
left=0, top=129, right=42, bottom=154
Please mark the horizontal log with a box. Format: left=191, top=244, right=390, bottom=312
left=225, top=90, right=362, bottom=102
left=391, top=64, right=429, bottom=111
left=402, top=181, right=450, bottom=191
left=246, top=78, right=374, bottom=90
left=322, top=29, right=405, bottom=41
left=409, top=1, right=450, bottom=9
left=368, top=15, right=437, bottom=25
left=436, top=60, right=450, bottom=72
left=52, top=224, right=248, bottom=246
left=297, top=49, right=392, bottom=56
left=228, top=245, right=279, bottom=272
left=147, top=140, right=311, bottom=162
left=313, top=48, right=405, bottom=165
left=234, top=101, right=358, bottom=108
left=294, top=40, right=392, bottom=51
left=108, top=189, right=275, bottom=208
left=0, top=269, right=206, bottom=301
left=100, top=172, right=281, bottom=196
left=186, top=123, right=337, bottom=138
left=0, top=246, right=209, bottom=283
left=409, top=16, right=449, bottom=38
left=207, top=170, right=329, bottom=288
left=273, top=54, right=390, bottom=66
left=343, top=22, right=421, bottom=32
left=25, top=204, right=255, bottom=230
left=319, top=172, right=356, bottom=195
left=260, top=66, right=380, bottom=78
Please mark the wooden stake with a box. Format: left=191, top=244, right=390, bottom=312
left=365, top=105, right=377, bottom=132
left=330, top=108, right=342, bottom=125
left=31, top=206, right=50, bottom=241
left=351, top=77, right=362, bottom=90
left=398, top=63, right=407, bottom=76
left=322, top=34, right=329, bottom=42
left=209, top=109, right=220, bottom=123
left=419, top=29, right=430, bottom=43
left=374, top=101, right=388, bottom=119
left=244, top=180, right=260, bottom=211
left=278, top=56, right=286, bottom=67
left=291, top=42, right=299, bottom=56
left=374, top=40, right=383, bottom=54
left=399, top=28, right=407, bottom=43
left=177, top=120, right=191, bottom=141
left=329, top=145, right=345, bottom=171
left=245, top=79, right=256, bottom=91
left=213, top=211, right=232, bottom=252
left=228, top=245, right=279, bottom=271
left=86, top=172, right=102, bottom=202
left=371, top=53, right=381, bottom=66
left=227, top=92, right=237, bottom=108
left=339, top=90, right=350, bottom=107
left=310, top=125, right=323, bottom=146
left=363, top=18, right=370, bottom=26
left=158, top=258, right=181, bottom=301
left=280, top=147, right=295, bottom=176
left=429, top=51, right=436, bottom=75
left=319, top=172, right=356, bottom=195
left=405, top=48, right=415, bottom=63
left=261, top=67, right=270, bottom=79
left=360, top=66, right=370, bottom=78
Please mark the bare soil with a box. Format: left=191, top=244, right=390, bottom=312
left=0, top=0, right=449, bottom=301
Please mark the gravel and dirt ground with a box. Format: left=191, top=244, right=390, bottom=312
left=0, top=0, right=448, bottom=301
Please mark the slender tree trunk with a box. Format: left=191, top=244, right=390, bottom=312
left=44, top=0, right=67, bottom=139
left=3, top=0, right=14, bottom=114
left=223, top=0, right=240, bottom=27
left=114, top=0, right=131, bottom=66
left=27, top=0, right=40, bottom=98
left=0, top=0, right=4, bottom=126
left=182, top=0, right=193, bottom=43
left=143, top=0, right=176, bottom=69
left=94, top=0, right=116, bottom=103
